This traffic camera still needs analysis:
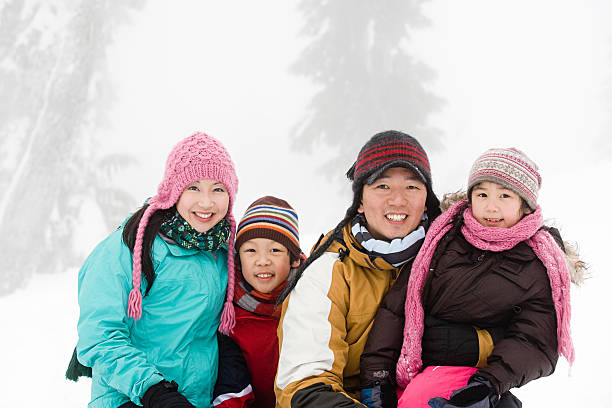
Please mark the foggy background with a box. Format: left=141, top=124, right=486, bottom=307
left=1, top=0, right=611, bottom=406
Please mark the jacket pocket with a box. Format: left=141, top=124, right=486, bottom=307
left=470, top=259, right=534, bottom=319
left=492, top=260, right=535, bottom=291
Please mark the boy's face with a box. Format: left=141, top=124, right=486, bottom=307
left=238, top=238, right=300, bottom=294
left=358, top=166, right=428, bottom=241
left=471, top=181, right=528, bottom=228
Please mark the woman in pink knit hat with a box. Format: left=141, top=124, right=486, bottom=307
left=360, top=147, right=585, bottom=408
left=71, top=132, right=239, bottom=408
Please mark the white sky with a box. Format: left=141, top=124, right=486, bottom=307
left=2, top=0, right=611, bottom=406
left=91, top=0, right=612, bottom=249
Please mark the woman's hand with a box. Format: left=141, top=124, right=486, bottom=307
left=142, top=380, right=195, bottom=408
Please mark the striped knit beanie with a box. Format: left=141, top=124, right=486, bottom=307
left=346, top=130, right=440, bottom=217
left=468, top=147, right=541, bottom=210
left=235, top=196, right=301, bottom=260
left=128, top=132, right=239, bottom=335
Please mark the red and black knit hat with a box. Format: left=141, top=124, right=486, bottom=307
left=347, top=130, right=440, bottom=216
left=235, top=196, right=301, bottom=260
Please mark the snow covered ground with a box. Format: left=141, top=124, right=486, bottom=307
left=0, top=268, right=90, bottom=406
left=2, top=162, right=611, bottom=407
left=1, top=183, right=610, bottom=407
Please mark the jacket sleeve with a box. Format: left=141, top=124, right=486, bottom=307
left=213, top=333, right=255, bottom=407
left=274, top=252, right=364, bottom=408
left=475, top=261, right=559, bottom=395
left=76, top=235, right=164, bottom=404
left=421, top=316, right=504, bottom=368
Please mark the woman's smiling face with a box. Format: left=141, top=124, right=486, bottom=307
left=176, top=179, right=229, bottom=233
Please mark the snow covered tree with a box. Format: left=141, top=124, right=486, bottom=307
left=0, top=0, right=143, bottom=295
left=290, top=0, right=444, bottom=172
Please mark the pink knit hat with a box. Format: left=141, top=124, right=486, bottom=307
left=127, top=132, right=239, bottom=335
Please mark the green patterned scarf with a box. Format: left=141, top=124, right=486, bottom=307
left=159, top=209, right=230, bottom=251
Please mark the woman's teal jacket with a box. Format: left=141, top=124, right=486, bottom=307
left=77, top=225, right=228, bottom=408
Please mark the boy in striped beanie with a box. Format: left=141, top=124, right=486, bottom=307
left=214, top=196, right=304, bottom=408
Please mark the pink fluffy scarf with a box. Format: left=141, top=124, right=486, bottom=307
left=396, top=200, right=574, bottom=388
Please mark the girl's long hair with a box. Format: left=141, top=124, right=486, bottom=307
left=122, top=204, right=173, bottom=295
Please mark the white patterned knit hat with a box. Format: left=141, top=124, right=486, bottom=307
left=467, top=147, right=541, bottom=210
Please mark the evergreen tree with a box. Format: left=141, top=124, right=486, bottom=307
left=290, top=0, right=444, bottom=172
left=0, top=0, right=144, bottom=295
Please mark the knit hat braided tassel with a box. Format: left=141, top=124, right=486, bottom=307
left=127, top=204, right=158, bottom=319
left=218, top=213, right=237, bottom=334
left=127, top=283, right=143, bottom=321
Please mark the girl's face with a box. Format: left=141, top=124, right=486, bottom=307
left=358, top=166, right=428, bottom=241
left=176, top=179, right=229, bottom=233
left=239, top=238, right=300, bottom=294
left=470, top=181, right=529, bottom=228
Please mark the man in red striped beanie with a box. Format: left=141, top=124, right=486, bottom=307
left=272, top=131, right=496, bottom=408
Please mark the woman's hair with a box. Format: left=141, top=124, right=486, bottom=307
left=122, top=204, right=173, bottom=295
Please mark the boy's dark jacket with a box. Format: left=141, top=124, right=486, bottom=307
left=360, top=223, right=560, bottom=396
